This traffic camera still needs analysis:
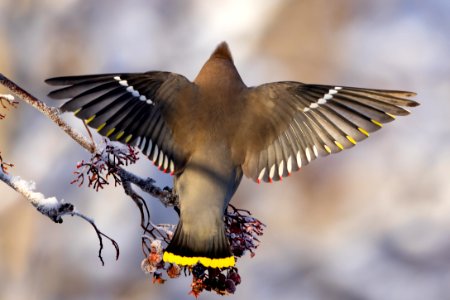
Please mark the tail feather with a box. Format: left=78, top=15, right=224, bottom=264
left=163, top=220, right=235, bottom=268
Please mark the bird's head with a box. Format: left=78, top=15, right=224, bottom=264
left=194, top=42, right=245, bottom=89
left=210, top=41, right=234, bottom=62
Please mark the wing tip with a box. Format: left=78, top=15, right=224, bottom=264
left=47, top=90, right=61, bottom=99
left=406, top=99, right=420, bottom=107
left=45, top=76, right=75, bottom=86
left=404, top=91, right=417, bottom=97
left=44, top=77, right=56, bottom=85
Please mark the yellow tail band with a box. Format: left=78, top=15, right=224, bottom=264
left=163, top=252, right=235, bottom=268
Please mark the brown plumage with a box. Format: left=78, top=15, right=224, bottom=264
left=46, top=41, right=419, bottom=268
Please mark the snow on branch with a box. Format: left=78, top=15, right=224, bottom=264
left=0, top=93, right=15, bottom=102
left=0, top=163, right=66, bottom=222
left=0, top=93, right=18, bottom=119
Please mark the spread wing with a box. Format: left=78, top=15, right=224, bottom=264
left=240, top=82, right=419, bottom=183
left=46, top=72, right=197, bottom=174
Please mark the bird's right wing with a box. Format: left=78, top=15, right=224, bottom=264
left=238, top=82, right=419, bottom=183
left=46, top=71, right=197, bottom=174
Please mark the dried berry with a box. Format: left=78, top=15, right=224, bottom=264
left=192, top=263, right=206, bottom=278
left=152, top=272, right=166, bottom=284
left=227, top=269, right=241, bottom=285
left=225, top=279, right=236, bottom=294
left=167, top=264, right=181, bottom=278
left=189, top=278, right=205, bottom=298
left=141, top=257, right=156, bottom=274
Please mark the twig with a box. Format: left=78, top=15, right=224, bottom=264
left=83, top=120, right=96, bottom=146
left=0, top=93, right=18, bottom=119
left=0, top=152, right=14, bottom=173
left=0, top=94, right=17, bottom=106
left=0, top=73, right=96, bottom=153
left=64, top=211, right=120, bottom=265
left=121, top=179, right=152, bottom=233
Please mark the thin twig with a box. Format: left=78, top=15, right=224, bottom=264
left=0, top=152, right=14, bottom=174
left=122, top=179, right=152, bottom=233
left=83, top=120, right=95, bottom=146
left=63, top=211, right=120, bottom=265
left=0, top=93, right=18, bottom=119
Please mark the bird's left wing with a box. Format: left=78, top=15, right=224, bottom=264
left=46, top=72, right=197, bottom=174
left=238, top=82, right=419, bottom=183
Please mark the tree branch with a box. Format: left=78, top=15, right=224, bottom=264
left=0, top=73, right=96, bottom=153
left=118, top=169, right=179, bottom=207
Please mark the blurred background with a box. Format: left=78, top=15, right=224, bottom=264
left=0, top=0, right=449, bottom=299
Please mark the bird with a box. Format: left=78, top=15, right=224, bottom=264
left=46, top=41, right=419, bottom=269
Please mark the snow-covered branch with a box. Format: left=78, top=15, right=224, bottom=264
left=0, top=166, right=72, bottom=223
left=118, top=168, right=179, bottom=207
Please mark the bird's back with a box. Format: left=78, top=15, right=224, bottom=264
left=169, top=47, right=248, bottom=163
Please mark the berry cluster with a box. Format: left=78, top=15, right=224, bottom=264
left=141, top=240, right=176, bottom=283
left=141, top=205, right=265, bottom=297
left=71, top=141, right=139, bottom=190
left=225, top=204, right=265, bottom=258
left=189, top=264, right=241, bottom=297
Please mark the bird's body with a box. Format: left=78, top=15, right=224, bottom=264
left=46, top=42, right=418, bottom=268
left=160, top=44, right=247, bottom=266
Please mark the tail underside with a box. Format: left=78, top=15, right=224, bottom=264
left=163, top=220, right=235, bottom=268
